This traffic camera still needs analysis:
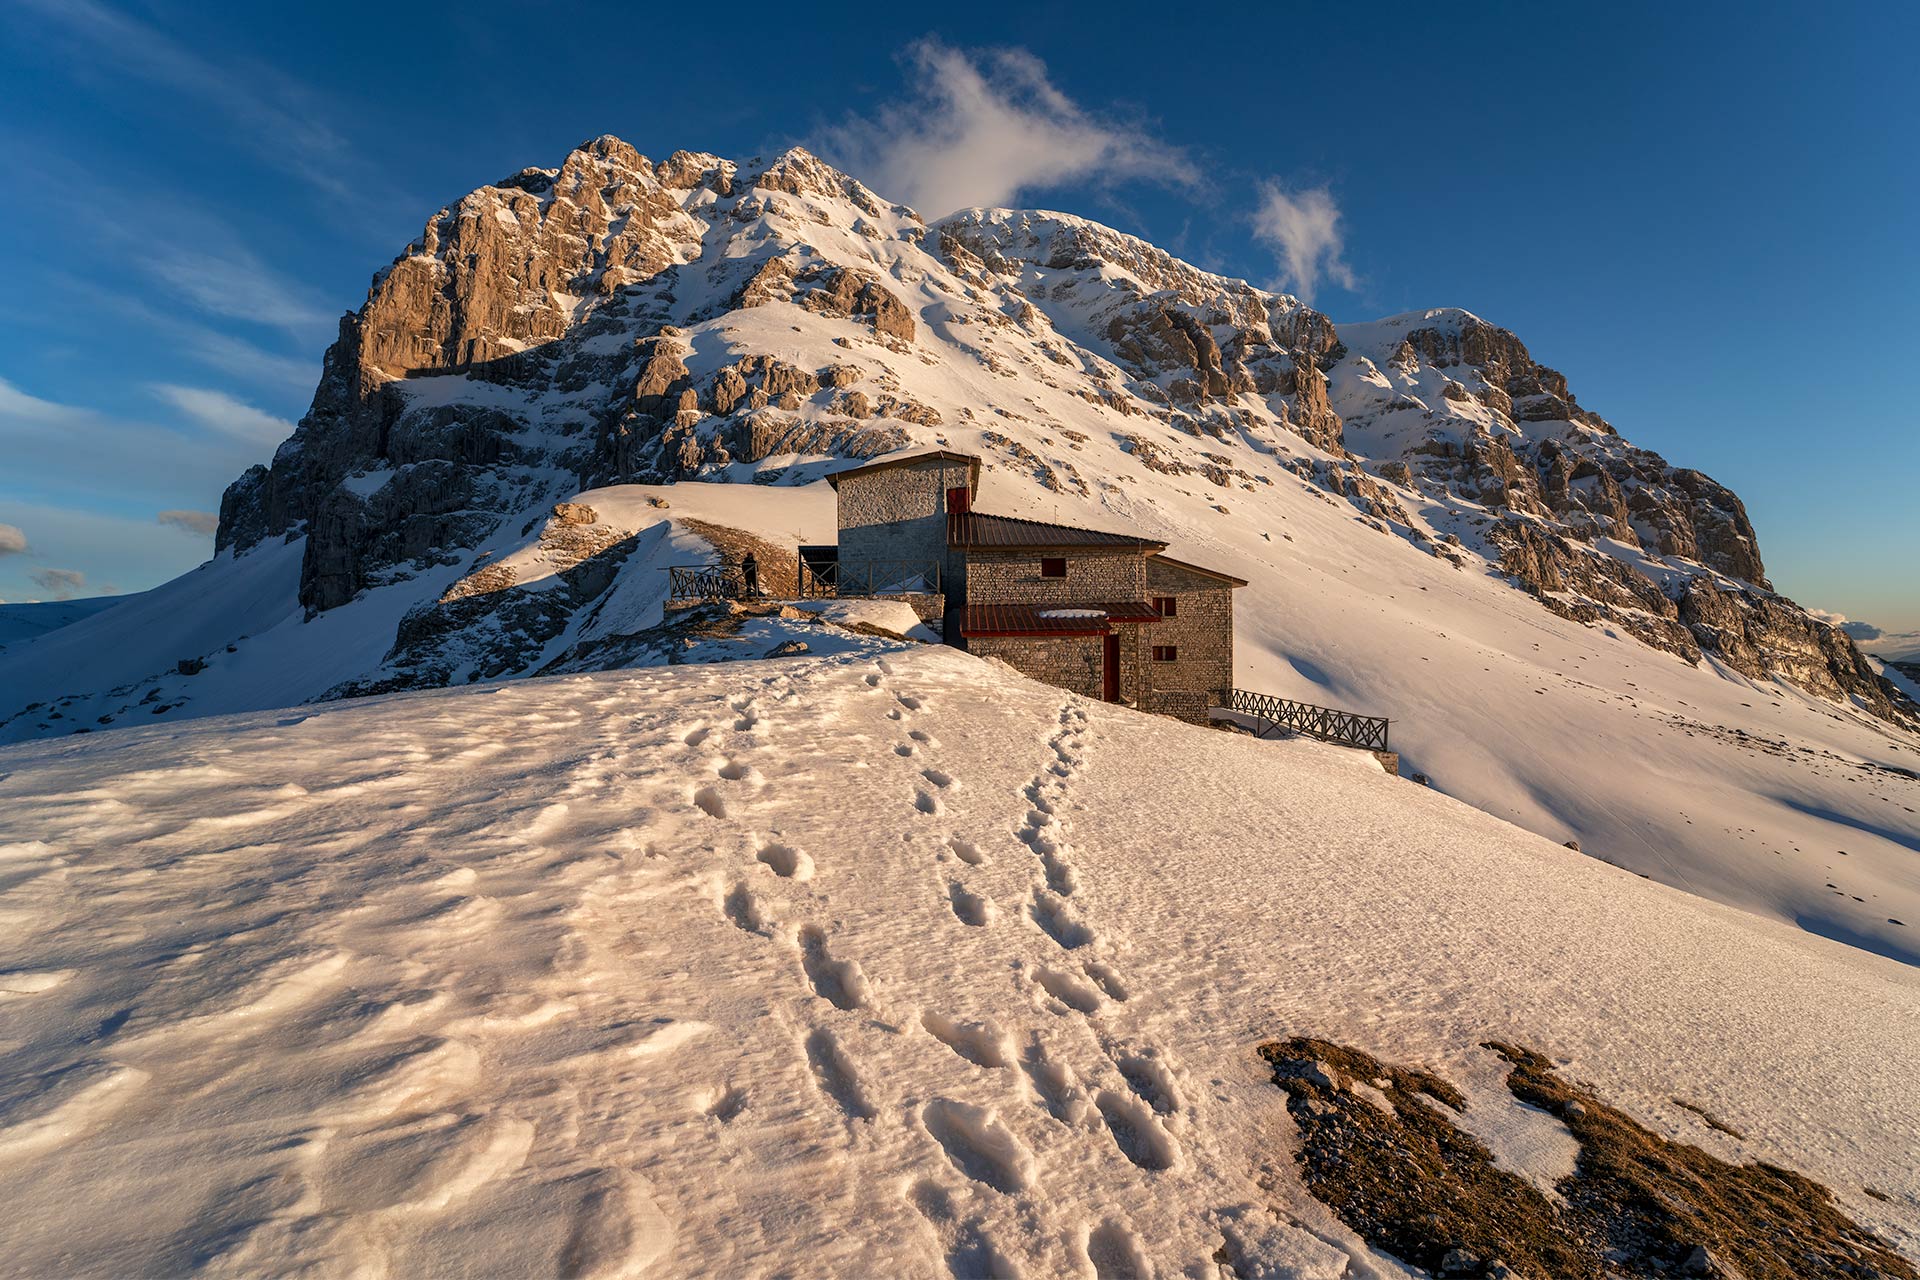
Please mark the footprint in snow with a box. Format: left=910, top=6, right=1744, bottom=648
left=691, top=785, right=728, bottom=819
left=1031, top=966, right=1101, bottom=1015
left=755, top=838, right=813, bottom=881
left=805, top=1028, right=875, bottom=1122
left=946, top=837, right=986, bottom=867
left=921, top=1099, right=1033, bottom=1195
left=906, top=1179, right=1022, bottom=1280
left=1114, top=1049, right=1182, bottom=1115
left=1082, top=1220, right=1152, bottom=1279
left=798, top=926, right=870, bottom=1011
left=948, top=882, right=993, bottom=927
left=1094, top=1089, right=1179, bottom=1172
left=1028, top=889, right=1094, bottom=950
left=715, top=759, right=759, bottom=784
left=721, top=882, right=768, bottom=934
left=920, top=1011, right=1012, bottom=1069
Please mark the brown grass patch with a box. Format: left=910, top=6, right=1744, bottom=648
left=679, top=518, right=798, bottom=598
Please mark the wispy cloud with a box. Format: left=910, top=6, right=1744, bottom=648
left=0, top=377, right=91, bottom=424
left=0, top=523, right=27, bottom=556
left=1251, top=182, right=1356, bottom=304
left=157, top=509, right=220, bottom=537
left=149, top=384, right=296, bottom=447
left=30, top=567, right=86, bottom=599
left=143, top=246, right=336, bottom=337
left=820, top=40, right=1197, bottom=218
left=12, top=0, right=363, bottom=206
left=0, top=376, right=279, bottom=508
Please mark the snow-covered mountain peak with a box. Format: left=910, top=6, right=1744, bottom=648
left=5, top=135, right=1917, bottom=969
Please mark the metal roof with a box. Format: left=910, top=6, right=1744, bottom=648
left=947, top=512, right=1166, bottom=551
left=1148, top=553, right=1249, bottom=588
left=960, top=601, right=1162, bottom=637
left=826, top=449, right=981, bottom=491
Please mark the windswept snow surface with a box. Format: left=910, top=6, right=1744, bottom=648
left=1, top=650, right=1915, bottom=1276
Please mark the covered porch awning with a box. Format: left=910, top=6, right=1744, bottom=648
left=960, top=601, right=1161, bottom=637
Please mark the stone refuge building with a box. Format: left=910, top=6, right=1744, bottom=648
left=809, top=450, right=1244, bottom=724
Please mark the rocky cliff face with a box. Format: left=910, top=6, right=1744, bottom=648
left=214, top=135, right=1915, bottom=729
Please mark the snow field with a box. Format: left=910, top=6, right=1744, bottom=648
left=0, top=647, right=1915, bottom=1276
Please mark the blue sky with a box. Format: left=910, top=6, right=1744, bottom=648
left=1, top=0, right=1914, bottom=632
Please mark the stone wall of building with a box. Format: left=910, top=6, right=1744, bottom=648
left=963, top=549, right=1147, bottom=604
left=1142, top=559, right=1236, bottom=722
left=968, top=633, right=1105, bottom=700
left=836, top=458, right=971, bottom=594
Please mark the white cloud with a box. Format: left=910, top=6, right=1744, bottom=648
left=820, top=40, right=1197, bottom=218
left=157, top=509, right=220, bottom=538
left=149, top=385, right=296, bottom=447
left=0, top=523, right=27, bottom=556
left=0, top=377, right=90, bottom=424
left=1251, top=182, right=1357, bottom=304
left=143, top=246, right=334, bottom=337
left=0, top=377, right=278, bottom=507
left=30, top=567, right=86, bottom=600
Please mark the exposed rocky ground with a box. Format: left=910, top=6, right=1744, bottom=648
left=1262, top=1037, right=1916, bottom=1279
left=210, top=135, right=1913, bottom=729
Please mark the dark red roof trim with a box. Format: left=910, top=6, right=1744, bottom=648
left=960, top=601, right=1163, bottom=637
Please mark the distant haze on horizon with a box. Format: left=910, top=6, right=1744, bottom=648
left=0, top=0, right=1913, bottom=631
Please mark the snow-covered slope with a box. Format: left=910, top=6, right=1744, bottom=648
left=1, top=650, right=1914, bottom=1275
left=1, top=137, right=1915, bottom=969
left=0, top=597, right=123, bottom=651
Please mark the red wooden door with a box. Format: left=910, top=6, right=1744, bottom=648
left=1103, top=632, right=1120, bottom=702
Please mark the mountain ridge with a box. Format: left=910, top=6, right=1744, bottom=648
left=213, top=134, right=1907, bottom=727
left=6, top=133, right=1918, bottom=968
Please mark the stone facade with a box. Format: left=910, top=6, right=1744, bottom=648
left=1141, top=558, right=1237, bottom=722
left=968, top=634, right=1106, bottom=700
left=833, top=454, right=975, bottom=595
left=962, top=549, right=1146, bottom=605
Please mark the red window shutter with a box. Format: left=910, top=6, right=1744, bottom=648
left=946, top=486, right=971, bottom=514
left=1153, top=596, right=1177, bottom=617
left=1152, top=645, right=1178, bottom=662
left=1041, top=557, right=1067, bottom=578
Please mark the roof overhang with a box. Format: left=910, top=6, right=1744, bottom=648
left=1149, top=552, right=1249, bottom=587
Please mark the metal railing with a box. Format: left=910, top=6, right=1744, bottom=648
left=666, top=564, right=755, bottom=603
left=1226, top=687, right=1390, bottom=752
left=798, top=554, right=942, bottom=599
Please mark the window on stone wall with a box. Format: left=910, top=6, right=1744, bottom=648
left=1153, top=596, right=1177, bottom=617
left=1152, top=645, right=1178, bottom=662
left=1041, top=557, right=1067, bottom=578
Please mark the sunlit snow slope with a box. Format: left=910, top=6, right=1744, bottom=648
left=0, top=649, right=1915, bottom=1275
left=1, top=140, right=1914, bottom=969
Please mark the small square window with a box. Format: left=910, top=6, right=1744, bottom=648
left=1152, top=645, right=1178, bottom=662
left=1040, top=557, right=1067, bottom=578
left=1153, top=595, right=1177, bottom=617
